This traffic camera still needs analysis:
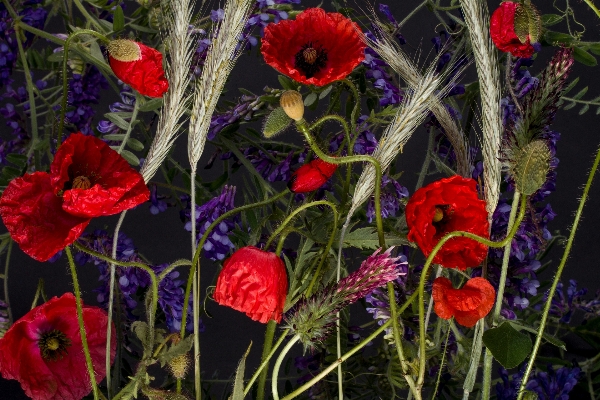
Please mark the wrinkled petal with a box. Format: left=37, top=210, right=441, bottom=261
left=50, top=133, right=150, bottom=218
left=109, top=42, right=169, bottom=98
left=405, top=175, right=489, bottom=270
left=0, top=172, right=90, bottom=262
left=214, top=246, right=288, bottom=323
left=0, top=293, right=116, bottom=400
left=262, top=8, right=366, bottom=87
left=433, top=277, right=496, bottom=328
left=288, top=158, right=337, bottom=193
left=490, top=2, right=534, bottom=58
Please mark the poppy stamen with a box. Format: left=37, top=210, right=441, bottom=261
left=72, top=175, right=92, bottom=190
left=39, top=329, right=71, bottom=361
left=294, top=42, right=328, bottom=79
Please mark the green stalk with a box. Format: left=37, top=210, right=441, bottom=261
left=58, top=29, right=109, bottom=146
left=244, top=329, right=290, bottom=395
left=65, top=246, right=100, bottom=400
left=257, top=320, right=277, bottom=400
left=583, top=0, right=600, bottom=18
left=71, top=0, right=105, bottom=32
left=482, top=191, right=521, bottom=399
left=14, top=23, right=40, bottom=171
left=271, top=335, right=300, bottom=400
left=281, top=291, right=419, bottom=400
left=517, top=145, right=600, bottom=399
left=416, top=195, right=527, bottom=389
left=117, top=93, right=141, bottom=154
left=339, top=78, right=360, bottom=134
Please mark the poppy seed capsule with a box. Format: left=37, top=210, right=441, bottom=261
left=512, top=140, right=551, bottom=196
left=107, top=39, right=141, bottom=62
left=280, top=90, right=304, bottom=121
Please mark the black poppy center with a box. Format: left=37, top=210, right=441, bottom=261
left=39, top=329, right=71, bottom=361
left=294, top=42, right=328, bottom=79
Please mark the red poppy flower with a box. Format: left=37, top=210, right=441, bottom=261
left=261, top=8, right=366, bottom=87
left=432, top=277, right=496, bottom=328
left=214, top=246, right=288, bottom=323
left=405, top=175, right=489, bottom=270
left=490, top=2, right=535, bottom=58
left=0, top=293, right=116, bottom=400
left=288, top=158, right=337, bottom=193
left=107, top=39, right=169, bottom=98
left=0, top=133, right=150, bottom=261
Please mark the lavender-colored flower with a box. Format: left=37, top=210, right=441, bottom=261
left=148, top=184, right=168, bottom=215
left=64, top=65, right=108, bottom=135
left=0, top=299, right=10, bottom=338
left=153, top=263, right=199, bottom=333
left=366, top=175, right=409, bottom=223
left=181, top=185, right=239, bottom=261
left=239, top=146, right=304, bottom=183
left=97, top=83, right=135, bottom=136
left=208, top=92, right=263, bottom=139
left=526, top=365, right=581, bottom=400
left=329, top=115, right=379, bottom=156
left=362, top=31, right=403, bottom=107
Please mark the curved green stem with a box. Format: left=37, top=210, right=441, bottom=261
left=72, top=0, right=105, bottom=32
left=305, top=212, right=339, bottom=297
left=244, top=329, right=290, bottom=395
left=272, top=335, right=300, bottom=400
left=117, top=93, right=141, bottom=154
left=281, top=290, right=418, bottom=400
left=58, top=29, right=109, bottom=146
left=180, top=190, right=289, bottom=339
left=416, top=195, right=528, bottom=388
left=517, top=145, right=600, bottom=399
left=296, top=119, right=385, bottom=248
left=339, top=78, right=360, bottom=135
left=65, top=246, right=100, bottom=400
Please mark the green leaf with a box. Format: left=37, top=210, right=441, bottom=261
left=543, top=31, right=574, bottom=45
left=589, top=42, right=600, bottom=56
left=126, top=138, right=144, bottom=152
left=483, top=322, right=532, bottom=369
left=571, top=86, right=588, bottom=100
left=104, top=113, right=130, bottom=130
left=278, top=75, right=296, bottom=91
left=339, top=227, right=410, bottom=250
left=318, top=85, right=333, bottom=100
left=116, top=149, right=140, bottom=166
left=138, top=97, right=163, bottom=112
left=563, top=102, right=576, bottom=110
left=304, top=92, right=318, bottom=107
left=157, top=335, right=194, bottom=367
left=129, top=23, right=158, bottom=34
left=579, top=104, right=590, bottom=115
left=574, top=317, right=600, bottom=349
left=507, top=321, right=566, bottom=350
left=89, top=40, right=105, bottom=65
left=5, top=154, right=28, bottom=167
left=47, top=50, right=65, bottom=63
left=541, top=14, right=562, bottom=26
left=112, top=5, right=125, bottom=32
left=229, top=342, right=252, bottom=400
left=103, top=133, right=126, bottom=141
left=573, top=47, right=597, bottom=67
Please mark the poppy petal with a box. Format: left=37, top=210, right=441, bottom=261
left=289, top=159, right=337, bottom=193
left=432, top=277, right=496, bottom=328
left=0, top=172, right=90, bottom=262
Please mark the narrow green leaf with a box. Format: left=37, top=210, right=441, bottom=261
left=304, top=92, right=318, bottom=107
left=573, top=47, right=598, bottom=67
left=541, top=14, right=562, bottom=26
left=115, top=149, right=140, bottom=166
left=229, top=342, right=252, bottom=400
left=103, top=134, right=126, bottom=141
left=104, top=113, right=130, bottom=130
left=561, top=77, right=579, bottom=95
left=572, top=86, right=588, bottom=100
left=126, top=138, right=144, bottom=152
left=318, top=85, right=333, bottom=100
left=563, top=102, right=576, bottom=110
left=278, top=75, right=296, bottom=91
left=543, top=31, right=574, bottom=44
left=338, top=227, right=410, bottom=250
left=483, top=322, right=532, bottom=369
left=138, top=97, right=163, bottom=112
left=112, top=5, right=125, bottom=32
left=129, top=23, right=158, bottom=33
left=5, top=154, right=28, bottom=167
left=579, top=104, right=590, bottom=115
left=508, top=321, right=566, bottom=350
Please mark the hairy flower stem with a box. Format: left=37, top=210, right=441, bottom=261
left=305, top=210, right=339, bottom=296
left=517, top=145, right=600, bottom=399
left=272, top=335, right=301, bottom=400
left=387, top=281, right=421, bottom=400
left=71, top=0, right=105, bottom=32
left=296, top=119, right=385, bottom=247
left=3, top=239, right=12, bottom=325
left=106, top=211, right=127, bottom=399
left=58, top=29, right=109, bottom=146
left=244, top=329, right=290, bottom=395
left=257, top=320, right=277, bottom=400
left=13, top=23, right=40, bottom=171
left=189, top=165, right=201, bottom=400
left=117, top=94, right=142, bottom=153
left=281, top=291, right=418, bottom=400
left=179, top=191, right=289, bottom=338
left=65, top=246, right=100, bottom=400
left=416, top=195, right=527, bottom=390
left=339, top=78, right=360, bottom=135
left=583, top=0, right=600, bottom=18
left=481, top=191, right=521, bottom=399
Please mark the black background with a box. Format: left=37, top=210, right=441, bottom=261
left=1, top=0, right=600, bottom=398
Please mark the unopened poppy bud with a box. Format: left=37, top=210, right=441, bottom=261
left=263, top=107, right=291, bottom=138
left=512, top=140, right=551, bottom=196
left=288, top=158, right=338, bottom=193
left=107, top=39, right=169, bottom=98
left=280, top=90, right=304, bottom=121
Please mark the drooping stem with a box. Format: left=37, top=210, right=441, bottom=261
left=65, top=246, right=100, bottom=400
left=272, top=335, right=301, bottom=400
left=482, top=191, right=521, bottom=399
left=416, top=195, right=527, bottom=388
left=517, top=145, right=600, bottom=399
left=244, top=329, right=290, bottom=395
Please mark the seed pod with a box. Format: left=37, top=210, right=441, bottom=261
left=512, top=140, right=551, bottom=196
left=167, top=353, right=191, bottom=380
left=263, top=107, right=291, bottom=138
left=280, top=90, right=305, bottom=121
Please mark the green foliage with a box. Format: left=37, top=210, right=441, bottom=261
left=483, top=322, right=532, bottom=369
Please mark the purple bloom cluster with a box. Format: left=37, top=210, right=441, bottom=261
left=148, top=184, right=168, bottom=215
left=545, top=279, right=600, bottom=324
left=0, top=299, right=9, bottom=337
left=97, top=83, right=135, bottom=136
left=230, top=146, right=305, bottom=183
left=65, top=65, right=108, bottom=135
left=329, top=115, right=379, bottom=156
left=501, top=57, right=539, bottom=126
left=180, top=185, right=239, bottom=261
left=207, top=92, right=263, bottom=140
left=363, top=31, right=402, bottom=107
left=366, top=175, right=408, bottom=223
left=496, top=365, right=581, bottom=400
left=77, top=230, right=198, bottom=332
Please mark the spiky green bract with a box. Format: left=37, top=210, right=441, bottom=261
left=284, top=248, right=404, bottom=351
left=513, top=48, right=573, bottom=146
left=263, top=107, right=292, bottom=138
left=511, top=140, right=552, bottom=196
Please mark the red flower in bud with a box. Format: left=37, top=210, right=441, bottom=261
left=261, top=8, right=366, bottom=87
left=214, top=246, right=288, bottom=323
left=288, top=158, right=337, bottom=193
left=0, top=293, right=116, bottom=400
left=490, top=1, right=535, bottom=58
left=432, top=277, right=496, bottom=328
left=0, top=133, right=150, bottom=261
left=107, top=39, right=169, bottom=98
left=405, top=175, right=489, bottom=270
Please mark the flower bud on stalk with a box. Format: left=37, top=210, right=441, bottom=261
left=280, top=90, right=304, bottom=121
